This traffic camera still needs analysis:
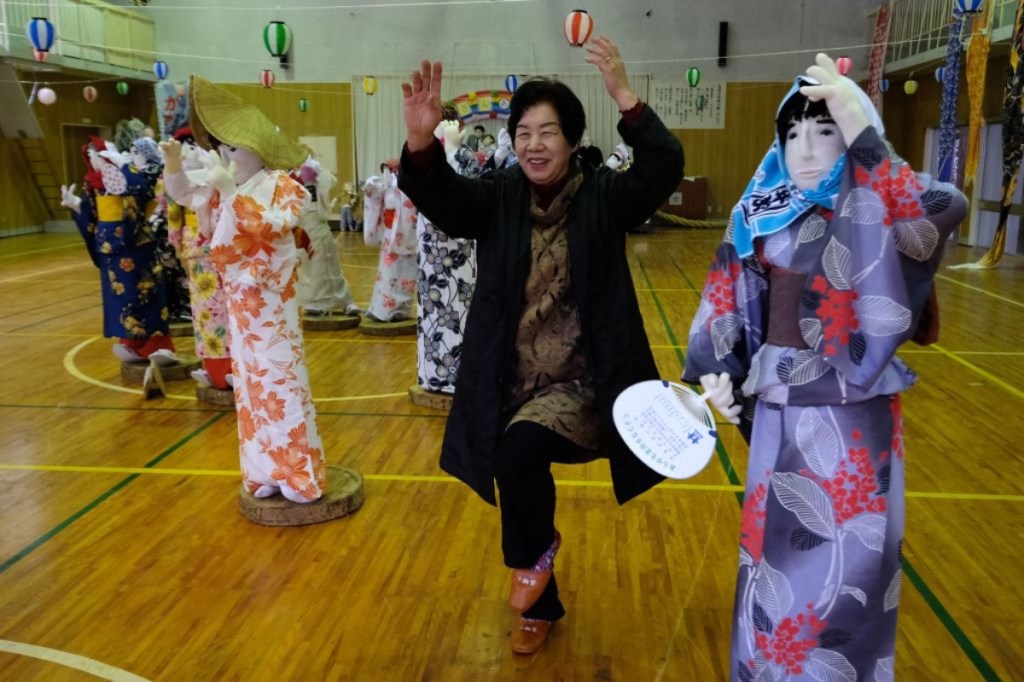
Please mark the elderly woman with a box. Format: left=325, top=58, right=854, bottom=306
left=398, top=37, right=683, bottom=654
left=683, top=55, right=966, bottom=680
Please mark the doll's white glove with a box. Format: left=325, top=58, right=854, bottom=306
left=700, top=372, right=742, bottom=425
left=60, top=184, right=82, bottom=214
left=494, top=128, right=512, bottom=167
left=439, top=120, right=462, bottom=155
left=203, top=152, right=237, bottom=200
left=363, top=177, right=380, bottom=198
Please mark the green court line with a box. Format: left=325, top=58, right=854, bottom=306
left=6, top=303, right=100, bottom=333
left=0, top=412, right=226, bottom=575
left=0, top=292, right=97, bottom=323
left=658, top=252, right=1002, bottom=681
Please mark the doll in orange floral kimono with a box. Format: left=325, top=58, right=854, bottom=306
left=189, top=75, right=327, bottom=504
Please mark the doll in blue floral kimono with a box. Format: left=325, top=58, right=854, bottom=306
left=62, top=137, right=178, bottom=364
left=683, top=55, right=967, bottom=681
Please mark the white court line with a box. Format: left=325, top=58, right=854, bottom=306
left=0, top=640, right=151, bottom=682
left=0, top=262, right=86, bottom=284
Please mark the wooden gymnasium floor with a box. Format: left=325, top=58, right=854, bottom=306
left=0, top=228, right=1021, bottom=681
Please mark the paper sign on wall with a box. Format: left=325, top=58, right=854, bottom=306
left=650, top=80, right=727, bottom=130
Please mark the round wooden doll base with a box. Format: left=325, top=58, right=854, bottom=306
left=196, top=385, right=235, bottom=406
left=238, top=466, right=365, bottom=526
left=408, top=385, right=453, bottom=411
left=358, top=318, right=417, bottom=336
left=169, top=322, right=194, bottom=338
left=121, top=356, right=201, bottom=384
left=302, top=312, right=360, bottom=331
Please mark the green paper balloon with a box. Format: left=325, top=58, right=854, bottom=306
left=299, top=98, right=309, bottom=113
left=116, top=81, right=129, bottom=96
left=686, top=67, right=701, bottom=88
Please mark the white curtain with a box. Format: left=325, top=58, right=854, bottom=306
left=353, top=73, right=651, bottom=183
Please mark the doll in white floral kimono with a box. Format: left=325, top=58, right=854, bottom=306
left=363, top=160, right=418, bottom=321
left=292, top=156, right=359, bottom=316
left=189, top=75, right=327, bottom=504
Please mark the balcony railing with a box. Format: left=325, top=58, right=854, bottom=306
left=875, top=0, right=1018, bottom=70
left=0, top=0, right=155, bottom=73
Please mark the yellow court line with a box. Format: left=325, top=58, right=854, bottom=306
left=635, top=288, right=702, bottom=292
left=931, top=343, right=1024, bottom=401
left=304, top=337, right=416, bottom=345
left=63, top=336, right=409, bottom=403
left=0, top=243, right=81, bottom=260
left=0, top=640, right=150, bottom=682
left=935, top=274, right=1024, bottom=310
left=3, top=464, right=1023, bottom=502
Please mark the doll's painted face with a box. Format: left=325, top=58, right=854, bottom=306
left=783, top=115, right=846, bottom=191
left=220, top=145, right=263, bottom=184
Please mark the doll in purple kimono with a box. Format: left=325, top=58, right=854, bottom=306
left=683, top=54, right=967, bottom=681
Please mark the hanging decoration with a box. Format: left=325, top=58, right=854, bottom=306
left=953, top=0, right=1024, bottom=269
left=117, top=81, right=129, bottom=96
left=260, top=69, right=275, bottom=88
left=451, top=90, right=514, bottom=123
left=26, top=17, right=55, bottom=54
left=695, top=94, right=708, bottom=112
left=505, top=74, right=519, bottom=93
left=153, top=60, right=169, bottom=80
left=83, top=85, right=98, bottom=102
left=935, top=65, right=946, bottom=82
left=963, top=0, right=993, bottom=190
left=564, top=9, right=594, bottom=47
left=686, top=67, right=701, bottom=87
left=836, top=56, right=853, bottom=76
left=33, top=49, right=47, bottom=63
left=37, top=87, right=57, bottom=106
left=904, top=77, right=918, bottom=94
left=299, top=98, right=309, bottom=113
left=880, top=78, right=890, bottom=93
left=263, top=20, right=292, bottom=69
left=954, top=0, right=984, bottom=13
left=936, top=8, right=967, bottom=184
left=866, top=0, right=894, bottom=108
left=363, top=76, right=377, bottom=95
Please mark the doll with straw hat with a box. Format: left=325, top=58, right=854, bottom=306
left=180, top=75, right=329, bottom=504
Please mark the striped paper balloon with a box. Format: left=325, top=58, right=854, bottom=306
left=954, top=0, right=984, bottom=13
left=153, top=60, right=169, bottom=80
left=26, top=17, right=55, bottom=53
left=363, top=76, right=377, bottom=95
left=836, top=56, right=853, bottom=76
left=260, top=69, right=275, bottom=88
left=880, top=78, right=890, bottom=93
left=83, top=85, right=98, bottom=102
left=935, top=65, right=946, bottom=82
left=505, top=74, right=519, bottom=93
left=263, top=20, right=291, bottom=58
left=117, top=81, right=129, bottom=96
left=564, top=9, right=594, bottom=47
left=299, top=98, right=309, bottom=113
left=686, top=67, right=700, bottom=87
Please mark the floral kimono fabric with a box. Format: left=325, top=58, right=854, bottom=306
left=363, top=176, right=418, bottom=321
left=210, top=170, right=326, bottom=503
left=733, top=395, right=904, bottom=681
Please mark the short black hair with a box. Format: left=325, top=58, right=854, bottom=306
left=507, top=77, right=586, bottom=147
left=776, top=90, right=833, bottom=146
left=474, top=125, right=485, bottom=133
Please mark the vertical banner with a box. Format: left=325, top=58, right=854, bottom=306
left=866, top=0, right=892, bottom=110
left=156, top=81, right=189, bottom=139
left=964, top=2, right=993, bottom=190
left=937, top=10, right=967, bottom=184
left=649, top=81, right=726, bottom=129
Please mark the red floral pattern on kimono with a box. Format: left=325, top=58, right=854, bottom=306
left=211, top=170, right=326, bottom=503
left=363, top=173, right=418, bottom=321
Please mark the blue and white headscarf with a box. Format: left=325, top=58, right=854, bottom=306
left=130, top=137, right=164, bottom=174
left=730, top=75, right=885, bottom=258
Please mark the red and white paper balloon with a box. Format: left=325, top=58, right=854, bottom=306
left=83, top=85, right=98, bottom=102
left=564, top=9, right=594, bottom=47
left=260, top=69, right=275, bottom=89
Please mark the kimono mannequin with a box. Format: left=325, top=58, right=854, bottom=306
left=362, top=160, right=418, bottom=322
left=189, top=75, right=327, bottom=504
left=161, top=128, right=234, bottom=391
left=61, top=137, right=178, bottom=364
left=605, top=142, right=630, bottom=171
left=414, top=117, right=480, bottom=394
left=683, top=55, right=967, bottom=681
left=292, top=156, right=359, bottom=316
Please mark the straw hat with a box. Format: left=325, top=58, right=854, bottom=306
left=189, top=75, right=305, bottom=170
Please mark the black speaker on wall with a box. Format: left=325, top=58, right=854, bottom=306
left=718, top=21, right=728, bottom=67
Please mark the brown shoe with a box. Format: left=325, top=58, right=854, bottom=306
left=509, top=568, right=551, bottom=612
left=511, top=617, right=553, bottom=654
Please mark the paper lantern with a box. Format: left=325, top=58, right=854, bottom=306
left=153, top=60, right=169, bottom=80
left=263, top=20, right=291, bottom=68
left=26, top=17, right=55, bottom=53
left=505, top=74, right=519, bottom=93
left=564, top=9, right=594, bottom=47
left=83, top=85, right=98, bottom=102
left=260, top=69, right=275, bottom=88
left=836, top=56, right=853, bottom=76
left=954, top=0, right=984, bottom=13
left=880, top=78, right=890, bottom=93
left=37, top=87, right=57, bottom=106
left=686, top=67, right=701, bottom=88
left=299, top=98, right=309, bottom=113
left=363, top=76, right=377, bottom=95
left=116, top=81, right=129, bottom=96
left=935, top=66, right=946, bottom=82
left=33, top=49, right=47, bottom=63
left=904, top=78, right=918, bottom=95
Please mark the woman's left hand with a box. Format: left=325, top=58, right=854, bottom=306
left=585, top=36, right=639, bottom=111
left=799, top=53, right=870, bottom=146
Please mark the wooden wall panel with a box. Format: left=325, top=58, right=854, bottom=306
left=0, top=136, right=49, bottom=235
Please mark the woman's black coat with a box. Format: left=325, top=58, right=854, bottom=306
left=398, top=104, right=684, bottom=505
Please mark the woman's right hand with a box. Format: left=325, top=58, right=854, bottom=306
left=401, top=60, right=443, bottom=152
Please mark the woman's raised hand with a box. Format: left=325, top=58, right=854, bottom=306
left=402, top=60, right=444, bottom=152
left=584, top=37, right=638, bottom=112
